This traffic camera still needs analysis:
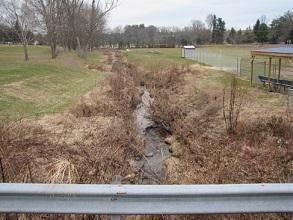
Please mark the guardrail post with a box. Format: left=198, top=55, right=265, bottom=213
left=111, top=176, right=122, bottom=220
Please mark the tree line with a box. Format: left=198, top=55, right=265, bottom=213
left=0, top=2, right=293, bottom=59
left=0, top=0, right=118, bottom=60
left=102, top=11, right=293, bottom=48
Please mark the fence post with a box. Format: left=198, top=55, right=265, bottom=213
left=111, top=176, right=122, bottom=220
left=250, top=56, right=255, bottom=87
left=237, top=57, right=240, bottom=76
left=289, top=89, right=293, bottom=114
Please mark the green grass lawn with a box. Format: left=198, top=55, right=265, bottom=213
left=126, top=48, right=196, bottom=71
left=0, top=45, right=108, bottom=119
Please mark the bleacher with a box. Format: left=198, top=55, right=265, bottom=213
left=258, top=75, right=293, bottom=91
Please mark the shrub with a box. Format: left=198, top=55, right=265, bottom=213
left=223, top=76, right=245, bottom=135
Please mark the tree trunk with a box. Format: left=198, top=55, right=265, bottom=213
left=51, top=42, right=57, bottom=59
left=23, top=41, right=29, bottom=61
left=76, top=37, right=81, bottom=52
left=76, top=37, right=88, bottom=57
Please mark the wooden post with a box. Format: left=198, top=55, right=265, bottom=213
left=250, top=56, right=255, bottom=87
left=268, top=57, right=272, bottom=91
left=278, top=58, right=282, bottom=81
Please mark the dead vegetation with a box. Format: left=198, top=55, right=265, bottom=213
left=145, top=65, right=293, bottom=220
left=223, top=76, right=246, bottom=135
left=0, top=50, right=292, bottom=219
left=147, top=65, right=293, bottom=184
left=87, top=64, right=107, bottom=72
left=0, top=52, right=144, bottom=187
left=0, top=52, right=145, bottom=220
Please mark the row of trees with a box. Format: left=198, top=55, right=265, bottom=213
left=101, top=18, right=217, bottom=49
left=227, top=12, right=293, bottom=45
left=0, top=23, right=34, bottom=44
left=1, top=3, right=292, bottom=56
left=103, top=11, right=293, bottom=48
left=0, top=0, right=119, bottom=60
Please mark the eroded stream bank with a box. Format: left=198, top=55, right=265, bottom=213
left=133, top=86, right=170, bottom=184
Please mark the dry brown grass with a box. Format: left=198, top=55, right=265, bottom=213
left=87, top=64, right=107, bottom=72
left=145, top=64, right=292, bottom=184
left=144, top=64, right=293, bottom=219
left=0, top=51, right=146, bottom=219
left=1, top=50, right=292, bottom=220
left=46, top=159, right=79, bottom=184
left=0, top=51, right=144, bottom=186
left=147, top=68, right=187, bottom=132
left=150, top=67, right=292, bottom=184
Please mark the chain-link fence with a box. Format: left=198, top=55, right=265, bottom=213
left=239, top=58, right=267, bottom=84
left=192, top=47, right=293, bottom=86
left=194, top=49, right=241, bottom=74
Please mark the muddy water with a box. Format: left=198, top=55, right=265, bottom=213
left=134, top=87, right=170, bottom=184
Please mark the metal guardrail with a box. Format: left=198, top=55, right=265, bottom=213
left=0, top=183, right=293, bottom=216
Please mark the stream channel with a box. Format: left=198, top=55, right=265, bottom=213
left=134, top=86, right=171, bottom=184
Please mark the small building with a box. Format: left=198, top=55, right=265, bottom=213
left=181, top=46, right=196, bottom=60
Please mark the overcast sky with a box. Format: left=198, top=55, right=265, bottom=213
left=108, top=0, right=292, bottom=30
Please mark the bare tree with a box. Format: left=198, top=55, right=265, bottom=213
left=77, top=0, right=118, bottom=56
left=260, top=15, right=268, bottom=24
left=1, top=0, right=36, bottom=61
left=29, top=0, right=118, bottom=58
left=206, top=13, right=215, bottom=31
left=29, top=0, right=62, bottom=59
left=61, top=0, right=85, bottom=51
left=192, top=20, right=205, bottom=31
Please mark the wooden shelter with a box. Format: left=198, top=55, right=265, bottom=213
left=251, top=47, right=293, bottom=90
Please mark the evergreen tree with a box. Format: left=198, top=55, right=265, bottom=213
left=289, top=28, right=293, bottom=41
left=235, top=29, right=243, bottom=44
left=211, top=15, right=217, bottom=43
left=217, top=18, right=226, bottom=43
left=253, top=19, right=260, bottom=35
left=13, top=20, right=21, bottom=43
left=256, top=23, right=269, bottom=43
left=243, top=28, right=255, bottom=43
left=211, top=15, right=226, bottom=43
left=227, top=27, right=236, bottom=44
left=270, top=11, right=293, bottom=43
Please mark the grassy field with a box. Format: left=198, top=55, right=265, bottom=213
left=0, top=45, right=108, bottom=119
left=127, top=45, right=293, bottom=82
left=127, top=47, right=287, bottom=109
left=126, top=46, right=257, bottom=72
left=126, top=48, right=196, bottom=71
